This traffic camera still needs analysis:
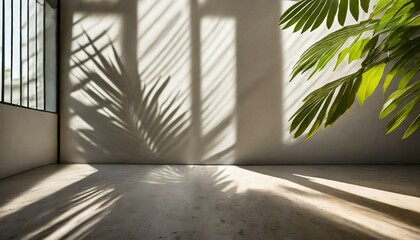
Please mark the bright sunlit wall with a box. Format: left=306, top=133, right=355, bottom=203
left=59, top=0, right=420, bottom=165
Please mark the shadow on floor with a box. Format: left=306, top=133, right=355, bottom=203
left=0, top=164, right=419, bottom=239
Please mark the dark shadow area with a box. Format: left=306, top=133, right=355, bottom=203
left=0, top=164, right=401, bottom=239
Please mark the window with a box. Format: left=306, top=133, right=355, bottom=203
left=0, top=0, right=57, bottom=112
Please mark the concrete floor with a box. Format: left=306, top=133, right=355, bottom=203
left=0, top=165, right=419, bottom=240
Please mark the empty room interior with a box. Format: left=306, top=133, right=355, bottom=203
left=0, top=0, right=419, bottom=239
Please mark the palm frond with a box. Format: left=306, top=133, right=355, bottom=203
left=290, top=72, right=362, bottom=139
left=356, top=63, right=386, bottom=105
left=283, top=0, right=420, bottom=139
left=291, top=20, right=376, bottom=80
left=371, top=0, right=414, bottom=23
left=279, top=0, right=372, bottom=32
left=382, top=36, right=420, bottom=92
left=402, top=114, right=420, bottom=139
left=380, top=81, right=420, bottom=138
left=380, top=81, right=420, bottom=119
left=335, top=36, right=371, bottom=69
left=385, top=96, right=419, bottom=134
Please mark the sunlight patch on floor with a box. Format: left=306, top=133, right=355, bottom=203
left=22, top=187, right=121, bottom=240
left=0, top=165, right=97, bottom=219
left=294, top=174, right=420, bottom=213
left=1, top=165, right=419, bottom=240
left=229, top=168, right=420, bottom=240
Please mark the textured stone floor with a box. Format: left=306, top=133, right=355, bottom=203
left=0, top=164, right=419, bottom=240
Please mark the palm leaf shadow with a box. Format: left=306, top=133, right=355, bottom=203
left=70, top=31, right=191, bottom=162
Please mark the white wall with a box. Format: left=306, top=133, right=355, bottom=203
left=0, top=104, right=57, bottom=178
left=60, top=0, right=419, bottom=164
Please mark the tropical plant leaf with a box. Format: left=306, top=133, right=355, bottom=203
left=294, top=0, right=326, bottom=33
left=326, top=74, right=362, bottom=125
left=406, top=15, right=420, bottom=26
left=338, top=0, right=349, bottom=26
left=362, top=35, right=379, bottom=56
left=306, top=92, right=334, bottom=139
left=383, top=66, right=408, bottom=93
left=357, top=63, right=386, bottom=106
left=360, top=0, right=369, bottom=12
left=403, top=114, right=420, bottom=139
left=311, top=0, right=333, bottom=31
left=383, top=38, right=420, bottom=92
left=335, top=46, right=351, bottom=68
left=398, top=62, right=420, bottom=90
left=349, top=0, right=360, bottom=21
left=376, top=0, right=415, bottom=29
left=348, top=37, right=371, bottom=62
left=280, top=0, right=372, bottom=32
left=282, top=0, right=420, bottom=139
left=327, top=0, right=339, bottom=29
left=380, top=81, right=420, bottom=119
left=290, top=72, right=362, bottom=138
left=371, top=0, right=396, bottom=18
left=386, top=96, right=419, bottom=134
left=291, top=20, right=377, bottom=80
left=300, top=0, right=329, bottom=32
left=335, top=36, right=371, bottom=69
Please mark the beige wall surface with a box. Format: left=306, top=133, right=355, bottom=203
left=0, top=104, right=57, bottom=178
left=59, top=0, right=419, bottom=164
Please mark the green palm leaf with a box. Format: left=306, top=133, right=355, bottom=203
left=357, top=63, right=386, bottom=106
left=291, top=20, right=376, bottom=80
left=380, top=82, right=420, bottom=137
left=290, top=72, right=362, bottom=139
left=385, top=96, right=419, bottom=134
left=282, top=0, right=420, bottom=139
left=383, top=37, right=420, bottom=92
left=380, top=81, right=420, bottom=119
left=403, top=114, right=420, bottom=139
left=280, top=0, right=372, bottom=32
left=335, top=36, right=371, bottom=69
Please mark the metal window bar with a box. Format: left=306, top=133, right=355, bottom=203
left=0, top=0, right=54, bottom=112
left=10, top=0, right=12, bottom=103
left=20, top=0, right=22, bottom=105
left=1, top=0, right=4, bottom=102
left=35, top=0, right=37, bottom=109
left=27, top=0, right=29, bottom=107
left=43, top=1, right=45, bottom=110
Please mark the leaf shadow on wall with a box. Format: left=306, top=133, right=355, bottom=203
left=61, top=0, right=284, bottom=164
left=69, top=31, right=191, bottom=162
